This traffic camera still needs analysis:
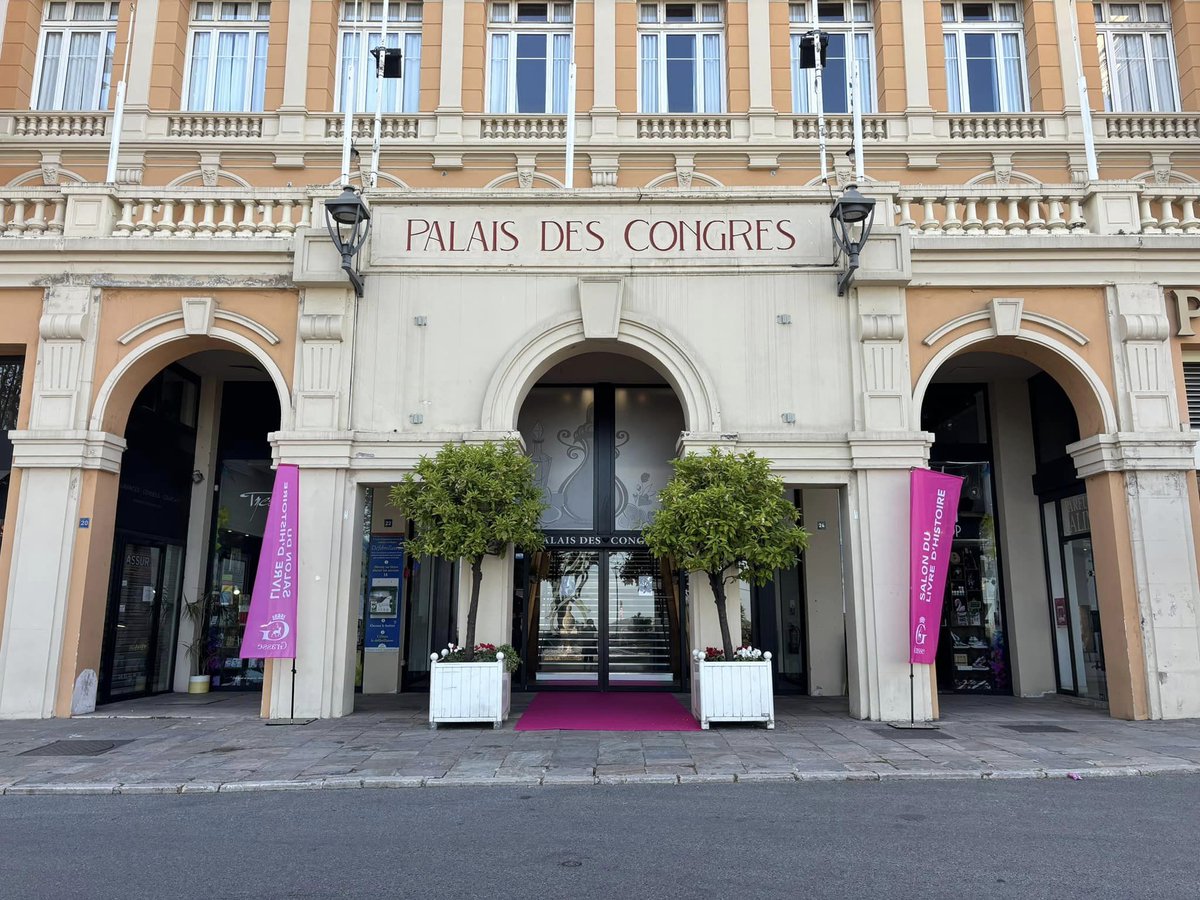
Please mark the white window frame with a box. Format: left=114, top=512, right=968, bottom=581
left=1094, top=1, right=1180, bottom=113
left=182, top=0, right=272, bottom=113
left=485, top=2, right=574, bottom=114
left=941, top=1, right=1028, bottom=113
left=31, top=1, right=119, bottom=111
left=336, top=1, right=424, bottom=113
left=788, top=1, right=874, bottom=115
left=637, top=1, right=726, bottom=114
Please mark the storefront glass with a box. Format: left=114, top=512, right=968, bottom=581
left=0, top=356, right=23, bottom=550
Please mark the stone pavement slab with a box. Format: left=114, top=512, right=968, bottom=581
left=1, top=693, right=1199, bottom=793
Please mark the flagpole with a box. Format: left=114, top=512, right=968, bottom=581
left=341, top=0, right=363, bottom=185
left=105, top=2, right=137, bottom=184
left=370, top=0, right=389, bottom=188
left=564, top=17, right=577, bottom=189
left=849, top=16, right=864, bottom=182
left=813, top=31, right=827, bottom=183
left=1068, top=0, right=1099, bottom=181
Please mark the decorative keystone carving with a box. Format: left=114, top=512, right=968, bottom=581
left=1119, top=313, right=1170, bottom=343
left=989, top=297, right=1024, bottom=336
left=859, top=314, right=905, bottom=342
left=578, top=277, right=623, bottom=339
left=299, top=314, right=346, bottom=342
left=181, top=296, right=216, bottom=336
left=40, top=151, right=62, bottom=186
left=516, top=155, right=537, bottom=189
left=674, top=154, right=694, bottom=190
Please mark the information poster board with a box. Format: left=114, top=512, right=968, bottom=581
left=364, top=535, right=405, bottom=652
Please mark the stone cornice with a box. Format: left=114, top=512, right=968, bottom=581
left=8, top=430, right=127, bottom=473
left=1068, top=432, right=1200, bottom=478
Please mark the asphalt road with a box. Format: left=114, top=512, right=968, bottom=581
left=2, top=777, right=1198, bottom=899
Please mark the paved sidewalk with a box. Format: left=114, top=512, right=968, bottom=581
left=1, top=692, right=1199, bottom=794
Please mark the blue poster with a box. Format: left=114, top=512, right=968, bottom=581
left=364, top=535, right=405, bottom=651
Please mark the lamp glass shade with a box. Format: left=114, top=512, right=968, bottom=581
left=831, top=186, right=875, bottom=225
left=325, top=187, right=371, bottom=225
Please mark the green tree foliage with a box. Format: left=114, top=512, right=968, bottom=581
left=389, top=440, right=545, bottom=661
left=643, top=448, right=809, bottom=660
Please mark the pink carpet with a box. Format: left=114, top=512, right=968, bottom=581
left=515, top=692, right=701, bottom=732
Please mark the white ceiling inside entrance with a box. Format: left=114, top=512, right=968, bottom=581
left=935, top=351, right=1041, bottom=382
left=178, top=350, right=271, bottom=382
left=537, top=352, right=668, bottom=385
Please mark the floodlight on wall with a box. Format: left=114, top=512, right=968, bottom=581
left=324, top=186, right=371, bottom=298
left=796, top=30, right=829, bottom=69
left=370, top=46, right=404, bottom=79
left=829, top=184, right=876, bottom=297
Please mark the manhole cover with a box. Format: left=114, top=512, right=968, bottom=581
left=19, top=739, right=132, bottom=757
left=873, top=728, right=950, bottom=740
left=1002, top=724, right=1076, bottom=734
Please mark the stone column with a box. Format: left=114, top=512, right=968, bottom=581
left=121, top=0, right=160, bottom=132
left=590, top=0, right=619, bottom=137
left=746, top=0, right=775, bottom=139
left=899, top=0, right=934, bottom=141
left=436, top=0, right=467, bottom=144
left=278, top=0, right=313, bottom=138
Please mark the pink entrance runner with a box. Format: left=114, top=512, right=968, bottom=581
left=514, top=692, right=701, bottom=732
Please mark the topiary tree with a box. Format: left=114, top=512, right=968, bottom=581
left=389, top=440, right=545, bottom=661
left=643, top=448, right=809, bottom=661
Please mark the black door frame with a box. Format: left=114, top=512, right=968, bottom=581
left=98, top=530, right=182, bottom=705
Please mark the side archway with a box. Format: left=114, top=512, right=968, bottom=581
left=481, top=310, right=721, bottom=434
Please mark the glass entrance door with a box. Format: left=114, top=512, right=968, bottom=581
left=100, top=537, right=185, bottom=702
left=530, top=548, right=679, bottom=689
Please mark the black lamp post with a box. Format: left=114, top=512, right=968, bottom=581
left=324, top=186, right=371, bottom=298
left=829, top=184, right=877, bottom=297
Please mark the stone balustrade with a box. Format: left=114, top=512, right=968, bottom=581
left=636, top=116, right=732, bottom=140
left=109, top=189, right=314, bottom=238
left=11, top=112, right=108, bottom=138
left=0, top=189, right=67, bottom=236
left=791, top=115, right=889, bottom=141
left=324, top=114, right=422, bottom=139
left=1098, top=113, right=1200, bottom=140
left=895, top=186, right=1089, bottom=235
left=167, top=114, right=265, bottom=139
left=1138, top=186, right=1200, bottom=234
left=946, top=114, right=1047, bottom=140
left=478, top=116, right=567, bottom=140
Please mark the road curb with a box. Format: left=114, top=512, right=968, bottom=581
left=3, top=763, right=1199, bottom=796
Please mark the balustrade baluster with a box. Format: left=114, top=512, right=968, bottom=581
left=176, top=199, right=197, bottom=236
left=1139, top=197, right=1160, bottom=233
left=1179, top=198, right=1199, bottom=233
left=216, top=199, right=237, bottom=236
left=5, top=199, right=27, bottom=236
left=983, top=197, right=1003, bottom=234
left=919, top=197, right=940, bottom=233
left=1003, top=198, right=1025, bottom=234
left=47, top=199, right=66, bottom=235
left=25, top=199, right=48, bottom=235
left=962, top=198, right=982, bottom=233
left=132, top=198, right=156, bottom=236
left=1158, top=196, right=1180, bottom=233
left=1046, top=196, right=1067, bottom=234
left=154, top=199, right=177, bottom=236
left=236, top=200, right=257, bottom=237
left=113, top=199, right=136, bottom=236
left=942, top=196, right=963, bottom=234
left=896, top=198, right=916, bottom=230
left=1026, top=196, right=1047, bottom=234
left=257, top=199, right=276, bottom=234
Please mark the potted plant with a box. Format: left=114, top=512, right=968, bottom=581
left=181, top=592, right=217, bottom=694
left=428, top=642, right=521, bottom=729
left=390, top=440, right=544, bottom=728
left=643, top=448, right=807, bottom=729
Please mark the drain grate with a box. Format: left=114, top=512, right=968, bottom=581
left=18, top=739, right=132, bottom=757
left=1001, top=724, right=1076, bottom=734
left=874, top=728, right=951, bottom=740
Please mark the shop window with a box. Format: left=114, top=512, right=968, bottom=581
left=486, top=1, right=573, bottom=114
left=184, top=0, right=271, bottom=112
left=637, top=1, right=725, bottom=114
left=0, top=357, right=24, bottom=551
left=941, top=0, right=1028, bottom=113
left=1095, top=2, right=1179, bottom=112
left=788, top=1, right=874, bottom=115
left=33, top=1, right=119, bottom=111
left=338, top=1, right=423, bottom=113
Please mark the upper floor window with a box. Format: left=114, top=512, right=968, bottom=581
left=942, top=1, right=1027, bottom=113
left=638, top=2, right=725, bottom=114
left=185, top=1, right=271, bottom=112
left=338, top=1, right=423, bottom=113
left=788, top=1, right=874, bottom=115
left=1094, top=2, right=1179, bottom=112
left=33, top=1, right=119, bottom=111
left=487, top=2, right=573, bottom=114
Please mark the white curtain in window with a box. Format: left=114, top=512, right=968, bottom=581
left=1149, top=33, right=1176, bottom=111
left=701, top=33, right=721, bottom=113
left=63, top=31, right=101, bottom=109
left=552, top=33, right=570, bottom=113
left=790, top=33, right=809, bottom=114
left=403, top=32, right=422, bottom=112
left=188, top=32, right=212, bottom=110
left=37, top=32, right=63, bottom=110
left=250, top=30, right=268, bottom=112
left=999, top=32, right=1023, bottom=111
left=944, top=33, right=962, bottom=112
left=640, top=33, right=659, bottom=112
left=1112, top=33, right=1151, bottom=111
left=100, top=31, right=115, bottom=108
left=214, top=31, right=250, bottom=111
left=853, top=32, right=872, bottom=113
left=489, top=32, right=509, bottom=112
left=339, top=32, right=358, bottom=112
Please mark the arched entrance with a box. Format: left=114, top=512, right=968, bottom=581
left=97, top=348, right=281, bottom=704
left=515, top=352, right=687, bottom=689
left=919, top=349, right=1109, bottom=705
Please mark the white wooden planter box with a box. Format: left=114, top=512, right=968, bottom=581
left=428, top=652, right=511, bottom=729
left=690, top=650, right=775, bottom=729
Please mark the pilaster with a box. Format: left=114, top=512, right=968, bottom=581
left=455, top=549, right=516, bottom=650
left=296, top=287, right=355, bottom=432
left=278, top=0, right=313, bottom=137
left=436, top=0, right=467, bottom=143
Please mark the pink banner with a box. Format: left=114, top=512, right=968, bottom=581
left=239, top=464, right=299, bottom=659
left=909, top=468, right=963, bottom=665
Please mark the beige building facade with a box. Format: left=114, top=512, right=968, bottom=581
left=1, top=0, right=1199, bottom=723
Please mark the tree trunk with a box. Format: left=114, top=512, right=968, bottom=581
left=708, top=571, right=735, bottom=661
left=464, top=556, right=484, bottom=661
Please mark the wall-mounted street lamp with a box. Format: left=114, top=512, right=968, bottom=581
left=829, top=184, right=876, bottom=297
left=324, top=186, right=371, bottom=298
